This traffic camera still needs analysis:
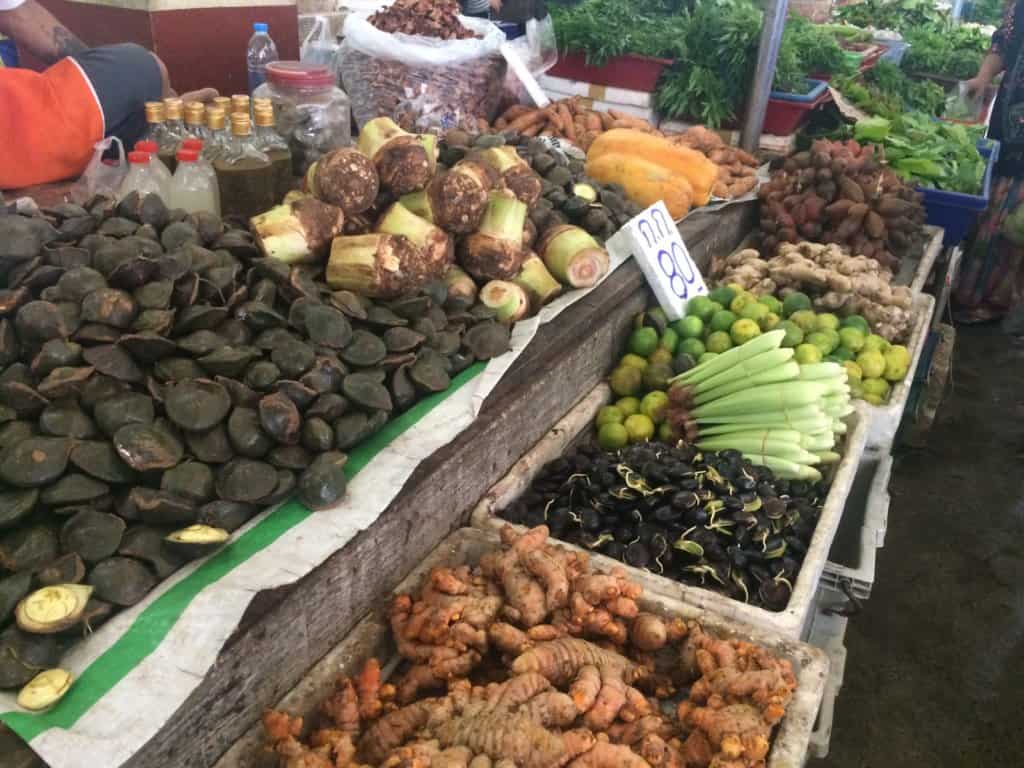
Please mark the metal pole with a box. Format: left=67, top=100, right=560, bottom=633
left=740, top=0, right=790, bottom=153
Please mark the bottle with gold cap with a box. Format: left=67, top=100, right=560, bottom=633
left=161, top=98, right=186, bottom=173
left=253, top=104, right=292, bottom=202
left=142, top=101, right=167, bottom=159
left=212, top=96, right=232, bottom=116
left=214, top=111, right=274, bottom=220
left=182, top=101, right=208, bottom=144
left=205, top=107, right=230, bottom=162
left=231, top=94, right=251, bottom=118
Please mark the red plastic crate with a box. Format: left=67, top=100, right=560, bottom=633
left=546, top=51, right=673, bottom=93
left=763, top=88, right=832, bottom=135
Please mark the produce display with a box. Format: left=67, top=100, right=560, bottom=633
left=500, top=442, right=827, bottom=611
left=261, top=525, right=800, bottom=766
left=491, top=99, right=660, bottom=149
left=757, top=138, right=926, bottom=270
left=669, top=127, right=760, bottom=201
left=901, top=24, right=988, bottom=81
left=834, top=61, right=947, bottom=121
left=854, top=114, right=988, bottom=194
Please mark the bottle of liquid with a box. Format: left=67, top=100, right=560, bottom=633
left=212, top=96, right=232, bottom=116
left=161, top=98, right=186, bottom=173
left=142, top=102, right=167, bottom=158
left=246, top=23, right=278, bottom=94
left=253, top=104, right=293, bottom=202
left=134, top=140, right=173, bottom=193
left=120, top=151, right=167, bottom=201
left=204, top=107, right=230, bottom=162
left=214, top=112, right=275, bottom=221
left=183, top=101, right=208, bottom=143
left=182, top=138, right=221, bottom=214
left=231, top=94, right=251, bottom=119
left=170, top=149, right=219, bottom=215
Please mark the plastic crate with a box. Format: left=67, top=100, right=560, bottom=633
left=805, top=587, right=850, bottom=759
left=764, top=79, right=831, bottom=135
left=920, top=139, right=999, bottom=246
left=942, top=85, right=997, bottom=127
left=546, top=51, right=673, bottom=93
left=878, top=39, right=909, bottom=65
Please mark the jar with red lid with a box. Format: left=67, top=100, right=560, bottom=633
left=252, top=61, right=351, bottom=176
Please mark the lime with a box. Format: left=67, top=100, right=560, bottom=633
left=778, top=320, right=804, bottom=348
left=596, top=405, right=625, bottom=428
left=658, top=421, right=678, bottom=443
left=760, top=312, right=781, bottom=331
left=807, top=331, right=837, bottom=355
left=842, top=314, right=870, bottom=334
left=815, top=313, right=840, bottom=332
left=856, top=350, right=886, bottom=379
left=709, top=285, right=736, bottom=308
left=624, top=413, right=655, bottom=443
left=616, top=396, right=641, bottom=417
left=795, top=343, right=823, bottom=364
left=598, top=422, right=629, bottom=450
left=729, top=293, right=755, bottom=314
left=679, top=337, right=706, bottom=359
left=730, top=318, right=762, bottom=346
left=848, top=377, right=864, bottom=398
left=707, top=301, right=724, bottom=315
left=739, top=302, right=769, bottom=323
left=641, top=391, right=670, bottom=424
left=830, top=346, right=855, bottom=362
left=838, top=327, right=865, bottom=352
left=883, top=345, right=911, bottom=381
left=782, top=292, right=812, bottom=317
left=659, top=327, right=679, bottom=354
left=842, top=360, right=863, bottom=380
left=709, top=310, right=738, bottom=333
left=705, top=330, right=733, bottom=354
left=620, top=353, right=649, bottom=370
left=672, top=351, right=697, bottom=375
left=862, top=334, right=890, bottom=354
left=672, top=315, right=705, bottom=339
left=685, top=295, right=716, bottom=323
left=758, top=294, right=783, bottom=315
left=648, top=347, right=673, bottom=366
left=789, top=309, right=818, bottom=333
left=643, top=362, right=674, bottom=392
left=646, top=307, right=669, bottom=333
left=609, top=365, right=643, bottom=397
left=628, top=327, right=659, bottom=357
left=862, top=377, right=891, bottom=402
left=698, top=352, right=719, bottom=364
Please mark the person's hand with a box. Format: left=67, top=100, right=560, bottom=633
left=489, top=0, right=502, bottom=11
left=964, top=76, right=988, bottom=100
left=179, top=87, right=219, bottom=104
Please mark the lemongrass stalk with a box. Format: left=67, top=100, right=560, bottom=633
left=702, top=439, right=819, bottom=464
left=692, top=349, right=796, bottom=397
left=513, top=254, right=562, bottom=309
left=670, top=330, right=785, bottom=386
left=797, top=362, right=844, bottom=381
left=756, top=457, right=823, bottom=481
left=699, top=417, right=831, bottom=437
left=832, top=418, right=848, bottom=434
left=480, top=280, right=530, bottom=323
left=693, top=361, right=802, bottom=406
left=696, top=404, right=825, bottom=425
left=801, top=432, right=835, bottom=451
left=814, top=450, right=841, bottom=464
left=692, top=381, right=827, bottom=419
left=697, top=428, right=803, bottom=444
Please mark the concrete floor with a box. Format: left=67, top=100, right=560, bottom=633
left=815, top=324, right=1024, bottom=767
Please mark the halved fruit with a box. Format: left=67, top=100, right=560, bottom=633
left=17, top=668, right=73, bottom=711
left=15, top=584, right=93, bottom=634
left=163, top=525, right=230, bottom=560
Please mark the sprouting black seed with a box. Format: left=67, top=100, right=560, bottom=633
left=603, top=541, right=625, bottom=560
left=580, top=508, right=602, bottom=532
left=624, top=541, right=650, bottom=569
left=653, top=505, right=681, bottom=524
left=613, top=525, right=636, bottom=543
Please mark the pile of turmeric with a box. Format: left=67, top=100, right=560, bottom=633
left=261, top=526, right=799, bottom=768
left=668, top=127, right=759, bottom=201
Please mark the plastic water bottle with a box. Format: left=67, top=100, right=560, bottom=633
left=247, top=22, right=279, bottom=94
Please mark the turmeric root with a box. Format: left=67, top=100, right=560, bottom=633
left=567, top=740, right=652, bottom=768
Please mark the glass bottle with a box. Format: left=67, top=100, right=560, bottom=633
left=212, top=96, right=232, bottom=117
left=161, top=98, right=186, bottom=173
left=214, top=112, right=275, bottom=221
left=182, top=138, right=220, bottom=214
left=183, top=101, right=208, bottom=143
left=142, top=101, right=167, bottom=158
left=170, top=149, right=219, bottom=215
left=253, top=105, right=292, bottom=202
left=231, top=94, right=251, bottom=118
left=134, top=140, right=173, bottom=194
left=120, top=151, right=166, bottom=201
left=205, top=107, right=230, bottom=163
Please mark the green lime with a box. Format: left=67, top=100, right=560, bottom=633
left=629, top=327, right=659, bottom=357
left=672, top=351, right=697, bottom=375
left=679, top=337, right=706, bottom=359
left=843, top=361, right=863, bottom=380
left=658, top=421, right=678, bottom=443
left=596, top=405, right=625, bottom=427
left=862, top=334, right=890, bottom=354
left=794, top=343, right=823, bottom=364
left=698, top=352, right=719, bottom=364
left=641, top=391, right=670, bottom=424
left=659, top=327, right=679, bottom=354
left=778, top=320, right=804, bottom=348
left=739, top=302, right=769, bottom=322
left=616, top=396, right=641, bottom=417
left=620, top=353, right=649, bottom=370
left=642, top=362, right=674, bottom=392
left=648, top=347, right=673, bottom=366
left=705, top=330, right=733, bottom=354
left=730, top=318, right=762, bottom=346
left=685, top=296, right=715, bottom=323
left=883, top=345, right=911, bottom=381
left=598, top=422, right=629, bottom=450
left=789, top=309, right=818, bottom=333
left=760, top=311, right=781, bottom=331
left=609, top=365, right=643, bottom=397
left=807, top=331, right=837, bottom=355
left=646, top=307, right=669, bottom=333
left=842, top=314, right=870, bottom=334
left=709, top=310, right=737, bottom=333
left=856, top=350, right=886, bottom=378
left=673, top=315, right=705, bottom=339
left=862, top=376, right=891, bottom=401
left=708, top=285, right=736, bottom=308
left=729, top=293, right=755, bottom=314
left=830, top=346, right=855, bottom=362
left=624, top=413, right=655, bottom=443
left=758, top=294, right=783, bottom=315
left=838, top=327, right=865, bottom=352
left=815, top=313, right=840, bottom=332
left=782, top=292, right=812, bottom=317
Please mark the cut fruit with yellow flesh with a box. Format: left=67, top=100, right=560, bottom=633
left=15, top=584, right=93, bottom=634
left=17, top=668, right=73, bottom=711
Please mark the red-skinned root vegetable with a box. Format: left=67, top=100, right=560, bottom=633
left=403, top=159, right=495, bottom=234
left=444, top=265, right=478, bottom=310
left=458, top=191, right=528, bottom=281
left=358, top=117, right=437, bottom=197
left=537, top=225, right=610, bottom=288
left=309, top=148, right=380, bottom=215
left=376, top=202, right=453, bottom=278
left=513, top=255, right=562, bottom=311
left=480, top=280, right=530, bottom=323
left=476, top=147, right=543, bottom=207
left=250, top=198, right=345, bottom=264
left=326, top=233, right=433, bottom=299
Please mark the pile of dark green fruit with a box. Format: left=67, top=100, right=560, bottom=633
left=499, top=442, right=829, bottom=611
left=0, top=192, right=512, bottom=688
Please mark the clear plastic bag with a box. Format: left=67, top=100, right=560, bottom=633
left=945, top=81, right=986, bottom=122
left=70, top=136, right=127, bottom=203
left=501, top=14, right=558, bottom=105
left=301, top=16, right=340, bottom=68
left=338, top=15, right=507, bottom=132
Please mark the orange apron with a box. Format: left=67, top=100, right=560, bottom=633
left=0, top=57, right=104, bottom=188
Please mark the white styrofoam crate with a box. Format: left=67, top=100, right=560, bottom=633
left=537, top=74, right=656, bottom=108
left=805, top=587, right=850, bottom=760
left=821, top=451, right=892, bottom=600
left=471, top=383, right=870, bottom=640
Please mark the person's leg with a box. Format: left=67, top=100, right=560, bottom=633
left=70, top=43, right=164, bottom=150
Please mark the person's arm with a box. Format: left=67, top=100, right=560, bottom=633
left=967, top=52, right=1006, bottom=96
left=0, top=0, right=86, bottom=65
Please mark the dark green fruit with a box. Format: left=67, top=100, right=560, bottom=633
left=196, top=501, right=257, bottom=533
left=0, top=437, right=72, bottom=487
left=297, top=452, right=348, bottom=511
left=40, top=473, right=110, bottom=506
left=118, top=526, right=183, bottom=579
left=87, top=557, right=156, bottom=606
left=0, top=488, right=38, bottom=530
left=161, top=462, right=215, bottom=503
left=60, top=510, right=125, bottom=562
left=129, top=487, right=196, bottom=526
left=113, top=423, right=184, bottom=472
left=36, top=553, right=87, bottom=586
left=215, top=459, right=278, bottom=503
left=0, top=525, right=58, bottom=573
left=0, top=626, right=60, bottom=689
left=164, top=379, right=231, bottom=431
left=0, top=572, right=32, bottom=625
left=258, top=392, right=301, bottom=446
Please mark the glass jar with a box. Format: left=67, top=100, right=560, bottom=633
left=252, top=61, right=351, bottom=176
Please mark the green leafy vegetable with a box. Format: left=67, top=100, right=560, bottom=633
left=836, top=0, right=947, bottom=33
left=836, top=61, right=946, bottom=120
left=901, top=24, right=989, bottom=80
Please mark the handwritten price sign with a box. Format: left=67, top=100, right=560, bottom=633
left=606, top=200, right=708, bottom=320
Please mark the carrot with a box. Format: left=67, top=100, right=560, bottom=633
left=599, top=111, right=615, bottom=130
left=558, top=103, right=576, bottom=142
left=545, top=107, right=564, bottom=134
left=500, top=104, right=531, bottom=122
left=505, top=110, right=546, bottom=133
left=584, top=111, right=602, bottom=132
left=522, top=122, right=544, bottom=137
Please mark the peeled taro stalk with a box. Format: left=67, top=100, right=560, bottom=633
left=250, top=198, right=345, bottom=264
left=444, top=265, right=478, bottom=310
left=308, top=148, right=379, bottom=215
left=537, top=224, right=610, bottom=289
left=476, top=146, right=543, bottom=207
left=327, top=234, right=433, bottom=300
left=457, top=190, right=528, bottom=282
left=480, top=280, right=530, bottom=323
left=513, top=254, right=562, bottom=310
left=357, top=117, right=437, bottom=197
left=400, top=159, right=494, bottom=234
left=375, top=202, right=453, bottom=277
